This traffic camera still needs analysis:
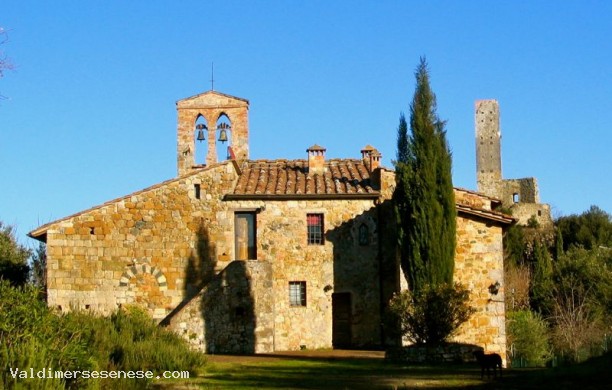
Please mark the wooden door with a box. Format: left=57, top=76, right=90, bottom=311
left=332, top=292, right=352, bottom=348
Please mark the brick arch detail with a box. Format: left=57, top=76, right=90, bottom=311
left=119, top=262, right=167, bottom=291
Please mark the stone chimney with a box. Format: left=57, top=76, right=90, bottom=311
left=361, top=145, right=382, bottom=172
left=307, top=144, right=326, bottom=175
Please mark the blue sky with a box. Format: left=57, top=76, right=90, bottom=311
left=2, top=1, right=611, bottom=245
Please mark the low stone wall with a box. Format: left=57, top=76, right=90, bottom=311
left=385, top=343, right=483, bottom=364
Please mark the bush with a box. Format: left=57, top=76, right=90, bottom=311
left=0, top=280, right=93, bottom=389
left=388, top=283, right=475, bottom=346
left=507, top=310, right=551, bottom=367
left=1, top=282, right=206, bottom=389
left=0, top=222, right=31, bottom=286
left=549, top=247, right=611, bottom=362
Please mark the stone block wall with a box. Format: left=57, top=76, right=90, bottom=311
left=454, top=214, right=507, bottom=364
left=163, top=260, right=274, bottom=354
left=44, top=161, right=239, bottom=318
left=223, top=197, right=382, bottom=351
left=41, top=160, right=508, bottom=357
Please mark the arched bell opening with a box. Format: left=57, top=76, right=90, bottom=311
left=215, top=113, right=232, bottom=161
left=194, top=115, right=209, bottom=166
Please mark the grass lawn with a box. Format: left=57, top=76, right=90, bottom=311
left=155, top=352, right=611, bottom=389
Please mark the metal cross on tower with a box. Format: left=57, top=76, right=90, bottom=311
left=210, top=62, right=214, bottom=91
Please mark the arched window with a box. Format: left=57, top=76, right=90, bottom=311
left=194, top=115, right=208, bottom=165
left=358, top=223, right=369, bottom=246
left=216, top=113, right=232, bottom=161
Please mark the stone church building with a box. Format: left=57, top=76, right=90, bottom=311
left=30, top=91, right=514, bottom=358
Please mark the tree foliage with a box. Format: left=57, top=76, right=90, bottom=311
left=550, top=246, right=612, bottom=362
left=30, top=242, right=47, bottom=293
left=0, top=221, right=31, bottom=286
left=388, top=283, right=475, bottom=346
left=529, top=240, right=554, bottom=315
left=394, top=57, right=456, bottom=292
left=396, top=113, right=409, bottom=164
left=507, top=310, right=551, bottom=366
left=556, top=205, right=612, bottom=251
left=1, top=281, right=206, bottom=389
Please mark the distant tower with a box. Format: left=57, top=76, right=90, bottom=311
left=474, top=99, right=552, bottom=227
left=475, top=100, right=502, bottom=196
left=176, top=91, right=249, bottom=176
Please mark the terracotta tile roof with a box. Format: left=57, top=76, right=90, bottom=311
left=229, top=159, right=379, bottom=199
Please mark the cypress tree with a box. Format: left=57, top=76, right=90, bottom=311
left=396, top=113, right=409, bottom=164
left=530, top=240, right=554, bottom=314
left=394, top=58, right=456, bottom=292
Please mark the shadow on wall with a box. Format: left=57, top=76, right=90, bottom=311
left=202, top=261, right=256, bottom=354
left=184, top=224, right=217, bottom=298
left=161, top=222, right=256, bottom=354
left=326, top=206, right=386, bottom=350
left=160, top=223, right=217, bottom=325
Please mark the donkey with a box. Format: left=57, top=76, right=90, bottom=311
left=473, top=350, right=503, bottom=379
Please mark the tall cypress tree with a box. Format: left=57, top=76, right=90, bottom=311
left=396, top=113, right=409, bottom=164
left=394, top=58, right=456, bottom=292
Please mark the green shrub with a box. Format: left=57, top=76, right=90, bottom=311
left=1, top=282, right=206, bottom=389
left=63, top=306, right=206, bottom=387
left=388, top=283, right=475, bottom=345
left=0, top=280, right=93, bottom=389
left=507, top=310, right=551, bottom=367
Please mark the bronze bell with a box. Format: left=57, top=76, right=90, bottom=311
left=196, top=124, right=206, bottom=142
left=218, top=129, right=228, bottom=143
left=217, top=122, right=230, bottom=143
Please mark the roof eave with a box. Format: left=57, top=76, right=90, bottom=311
left=456, top=205, right=516, bottom=225
left=224, top=193, right=380, bottom=201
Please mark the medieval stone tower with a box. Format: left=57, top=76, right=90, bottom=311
left=475, top=100, right=552, bottom=227
left=176, top=91, right=249, bottom=176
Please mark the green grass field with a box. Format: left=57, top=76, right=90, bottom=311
left=153, top=352, right=611, bottom=389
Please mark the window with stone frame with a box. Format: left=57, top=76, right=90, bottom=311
left=235, top=212, right=257, bottom=260
left=289, top=281, right=307, bottom=307
left=307, top=213, right=324, bottom=245
left=358, top=223, right=369, bottom=246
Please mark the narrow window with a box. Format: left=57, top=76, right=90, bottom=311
left=289, top=281, right=307, bottom=307
left=358, top=223, right=369, bottom=246
left=513, top=193, right=520, bottom=203
left=235, top=212, right=257, bottom=260
left=307, top=213, right=324, bottom=245
left=194, top=184, right=201, bottom=199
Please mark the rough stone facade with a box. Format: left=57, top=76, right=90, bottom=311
left=30, top=90, right=514, bottom=361
left=475, top=100, right=552, bottom=227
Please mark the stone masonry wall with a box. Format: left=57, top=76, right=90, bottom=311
left=45, top=161, right=239, bottom=319
left=164, top=260, right=274, bottom=354
left=43, top=161, right=507, bottom=356
left=453, top=215, right=507, bottom=365
left=224, top=198, right=382, bottom=351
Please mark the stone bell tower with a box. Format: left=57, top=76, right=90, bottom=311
left=176, top=90, right=249, bottom=176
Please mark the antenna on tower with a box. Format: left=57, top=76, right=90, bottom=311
left=210, top=62, right=214, bottom=91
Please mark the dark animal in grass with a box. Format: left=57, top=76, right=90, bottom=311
left=473, top=350, right=502, bottom=379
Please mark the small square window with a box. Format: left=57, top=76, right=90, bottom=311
left=289, top=281, right=306, bottom=307
left=307, top=214, right=324, bottom=245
